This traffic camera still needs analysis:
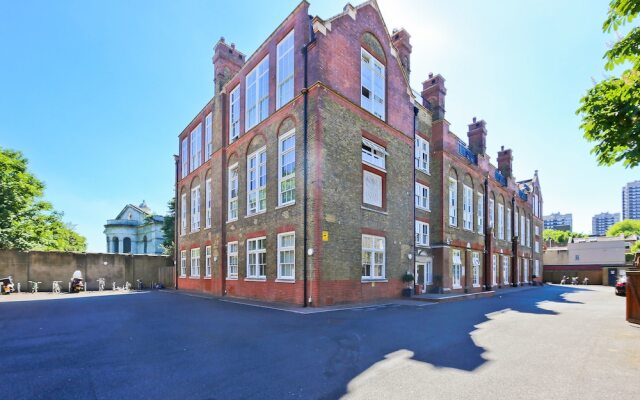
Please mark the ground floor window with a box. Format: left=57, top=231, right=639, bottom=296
left=472, top=252, right=480, bottom=287
left=534, top=259, right=540, bottom=277
left=452, top=249, right=462, bottom=288
left=502, top=256, right=509, bottom=285
left=277, top=232, right=295, bottom=280
left=227, top=242, right=238, bottom=279
left=191, top=248, right=200, bottom=277
left=205, top=246, right=211, bottom=277
left=180, top=250, right=186, bottom=277
left=523, top=258, right=529, bottom=282
left=362, top=234, right=385, bottom=279
left=492, top=254, right=498, bottom=286
left=247, top=237, right=266, bottom=279
left=425, top=260, right=433, bottom=285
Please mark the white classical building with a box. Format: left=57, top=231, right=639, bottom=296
left=104, top=201, right=165, bottom=254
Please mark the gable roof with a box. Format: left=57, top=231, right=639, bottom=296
left=115, top=203, right=152, bottom=220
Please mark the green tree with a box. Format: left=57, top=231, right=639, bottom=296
left=161, top=197, right=175, bottom=257
left=543, top=229, right=588, bottom=245
left=577, top=0, right=640, bottom=168
left=606, top=219, right=640, bottom=237
left=0, top=147, right=87, bottom=251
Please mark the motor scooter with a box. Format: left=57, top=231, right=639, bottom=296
left=70, top=270, right=84, bottom=293
left=0, top=276, right=14, bottom=295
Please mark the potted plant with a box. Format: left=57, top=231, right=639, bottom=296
left=401, top=272, right=414, bottom=297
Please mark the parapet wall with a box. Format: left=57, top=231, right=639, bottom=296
left=0, top=250, right=174, bottom=292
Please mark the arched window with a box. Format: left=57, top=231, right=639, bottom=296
left=143, top=236, right=148, bottom=254
left=113, top=237, right=119, bottom=253
left=123, top=237, right=132, bottom=253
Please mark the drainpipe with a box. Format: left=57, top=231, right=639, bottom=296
left=173, top=154, right=179, bottom=290
left=220, top=94, right=228, bottom=297
left=483, top=177, right=491, bottom=291
left=511, top=195, right=518, bottom=287
left=301, top=39, right=312, bottom=307
left=412, top=106, right=418, bottom=291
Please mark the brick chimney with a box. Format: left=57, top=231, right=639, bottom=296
left=391, top=28, right=412, bottom=76
left=213, top=37, right=245, bottom=94
left=497, top=146, right=513, bottom=178
left=422, top=73, right=446, bottom=120
left=467, top=117, right=487, bottom=155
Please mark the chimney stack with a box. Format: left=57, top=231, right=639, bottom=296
left=467, top=117, right=487, bottom=155
left=422, top=73, right=446, bottom=120
left=391, top=28, right=412, bottom=76
left=213, top=37, right=246, bottom=94
left=497, top=146, right=513, bottom=178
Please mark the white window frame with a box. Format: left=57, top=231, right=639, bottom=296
left=526, top=218, right=531, bottom=247
left=278, top=130, right=296, bottom=206
left=520, top=215, right=526, bottom=246
left=362, top=138, right=386, bottom=171
left=415, top=136, right=429, bottom=173
left=360, top=48, right=385, bottom=119
left=523, top=258, right=529, bottom=283
left=205, top=178, right=212, bottom=228
left=228, top=163, right=238, bottom=221
left=472, top=252, right=480, bottom=287
left=515, top=209, right=519, bottom=240
left=507, top=208, right=512, bottom=240
left=247, top=147, right=267, bottom=215
left=229, top=86, right=240, bottom=142
left=245, top=56, right=269, bottom=130
left=276, top=30, right=294, bottom=109
left=449, top=178, right=458, bottom=226
left=180, top=250, right=186, bottom=277
left=502, top=256, right=509, bottom=285
left=190, top=248, right=200, bottom=277
left=246, top=237, right=266, bottom=279
left=180, top=193, right=187, bottom=236
left=191, top=185, right=200, bottom=232
left=492, top=254, right=498, bottom=286
left=534, top=259, right=540, bottom=277
left=463, top=185, right=473, bottom=231
left=477, top=193, right=484, bottom=234
left=498, top=203, right=505, bottom=240
left=277, top=232, right=295, bottom=281
left=415, top=221, right=429, bottom=247
left=205, top=246, right=211, bottom=277
left=363, top=170, right=383, bottom=208
left=205, top=113, right=212, bottom=160
left=181, top=138, right=188, bottom=178
left=415, top=182, right=430, bottom=211
left=452, top=249, right=462, bottom=289
left=361, top=234, right=385, bottom=280
left=534, top=240, right=540, bottom=253
left=227, top=242, right=238, bottom=279
left=489, top=198, right=495, bottom=229
left=425, top=260, right=433, bottom=285
left=190, top=124, right=202, bottom=173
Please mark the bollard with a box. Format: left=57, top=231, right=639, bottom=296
left=68, top=282, right=71, bottom=293
left=17, top=282, right=20, bottom=293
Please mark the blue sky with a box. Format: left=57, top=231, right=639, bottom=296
left=0, top=0, right=637, bottom=251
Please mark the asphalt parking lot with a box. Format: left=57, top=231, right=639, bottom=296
left=1, top=285, right=638, bottom=400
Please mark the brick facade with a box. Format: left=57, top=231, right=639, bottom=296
left=174, top=0, right=543, bottom=306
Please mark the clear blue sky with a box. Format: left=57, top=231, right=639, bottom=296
left=0, top=0, right=637, bottom=251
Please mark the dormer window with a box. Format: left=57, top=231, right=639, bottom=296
left=361, top=48, right=385, bottom=120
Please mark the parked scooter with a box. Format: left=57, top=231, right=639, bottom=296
left=70, top=270, right=84, bottom=293
left=560, top=276, right=568, bottom=285
left=583, top=277, right=589, bottom=285
left=0, top=276, right=14, bottom=295
left=571, top=276, right=579, bottom=285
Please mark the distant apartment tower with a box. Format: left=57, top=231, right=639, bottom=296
left=544, top=212, right=572, bottom=231
left=592, top=212, right=620, bottom=236
left=622, top=180, right=640, bottom=220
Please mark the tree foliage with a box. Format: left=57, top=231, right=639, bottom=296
left=606, top=219, right=640, bottom=237
left=543, top=229, right=588, bottom=245
left=161, top=197, right=175, bottom=257
left=0, top=147, right=87, bottom=252
left=577, top=0, right=640, bottom=168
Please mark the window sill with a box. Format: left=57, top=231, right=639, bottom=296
left=204, top=276, right=212, bottom=280
left=416, top=168, right=430, bottom=175
left=361, top=278, right=388, bottom=283
left=188, top=276, right=200, bottom=279
left=362, top=161, right=386, bottom=173
left=226, top=219, right=238, bottom=224
left=179, top=275, right=187, bottom=278
left=472, top=284, right=480, bottom=288
left=244, top=277, right=266, bottom=282
left=452, top=285, right=462, bottom=289
left=416, top=244, right=430, bottom=248
left=275, top=278, right=296, bottom=284
left=361, top=206, right=388, bottom=215
left=416, top=206, right=431, bottom=212
left=226, top=276, right=238, bottom=281
left=245, top=211, right=267, bottom=218
left=276, top=202, right=295, bottom=210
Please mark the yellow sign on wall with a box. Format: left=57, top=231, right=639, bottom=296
left=322, top=231, right=329, bottom=241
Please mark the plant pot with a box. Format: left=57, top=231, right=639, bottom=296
left=414, top=284, right=421, bottom=295
left=402, top=288, right=412, bottom=297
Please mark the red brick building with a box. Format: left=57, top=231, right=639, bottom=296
left=174, top=0, right=543, bottom=306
